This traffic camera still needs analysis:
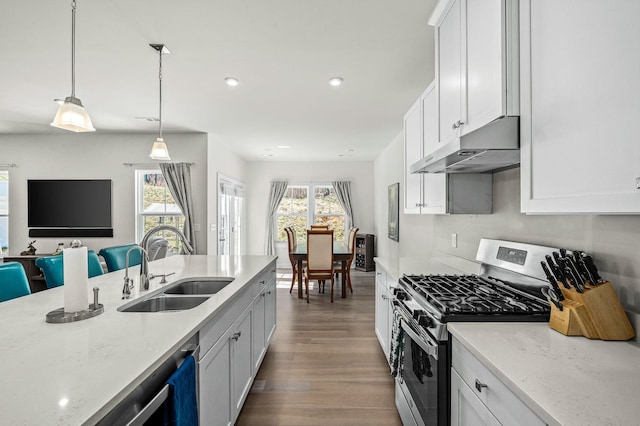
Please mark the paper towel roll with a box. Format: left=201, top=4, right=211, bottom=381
left=63, top=247, right=89, bottom=313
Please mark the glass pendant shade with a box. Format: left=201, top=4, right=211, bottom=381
left=149, top=137, right=171, bottom=160
left=50, top=96, right=95, bottom=132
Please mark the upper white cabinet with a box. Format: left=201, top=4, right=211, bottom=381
left=431, top=0, right=519, bottom=147
left=520, top=0, right=640, bottom=213
left=404, top=82, right=448, bottom=214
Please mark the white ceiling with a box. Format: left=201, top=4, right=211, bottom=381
left=0, top=0, right=436, bottom=161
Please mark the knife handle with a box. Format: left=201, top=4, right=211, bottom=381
left=582, top=255, right=604, bottom=283
left=541, top=261, right=565, bottom=300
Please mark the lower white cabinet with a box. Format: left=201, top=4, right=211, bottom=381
left=253, top=273, right=277, bottom=371
left=374, top=264, right=396, bottom=363
left=200, top=326, right=233, bottom=426
left=451, top=338, right=544, bottom=426
left=199, top=264, right=277, bottom=425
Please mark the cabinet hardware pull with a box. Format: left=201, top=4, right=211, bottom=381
left=475, top=379, right=488, bottom=392
left=232, top=332, right=242, bottom=341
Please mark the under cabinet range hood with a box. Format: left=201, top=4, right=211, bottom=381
left=410, top=116, right=520, bottom=174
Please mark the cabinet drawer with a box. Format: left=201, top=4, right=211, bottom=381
left=452, top=338, right=544, bottom=426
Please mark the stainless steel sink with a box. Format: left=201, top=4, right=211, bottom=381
left=118, top=295, right=209, bottom=312
left=163, top=279, right=234, bottom=295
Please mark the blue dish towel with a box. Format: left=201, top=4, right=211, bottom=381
left=164, top=354, right=198, bottom=426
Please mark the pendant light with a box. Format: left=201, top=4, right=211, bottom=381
left=149, top=44, right=171, bottom=161
left=51, top=0, right=95, bottom=132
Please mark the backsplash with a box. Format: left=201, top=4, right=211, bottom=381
left=374, top=133, right=640, bottom=315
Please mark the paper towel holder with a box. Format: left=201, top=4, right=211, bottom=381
left=46, top=287, right=104, bottom=323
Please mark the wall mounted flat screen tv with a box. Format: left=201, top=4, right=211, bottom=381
left=28, top=179, right=113, bottom=237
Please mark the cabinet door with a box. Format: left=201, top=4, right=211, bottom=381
left=232, top=305, right=254, bottom=417
left=404, top=97, right=423, bottom=214
left=451, top=369, right=501, bottom=426
left=520, top=0, right=640, bottom=213
left=463, top=0, right=509, bottom=135
left=421, top=82, right=448, bottom=214
left=200, top=328, right=233, bottom=426
left=374, top=269, right=389, bottom=355
left=252, top=288, right=266, bottom=372
left=265, top=279, right=277, bottom=344
left=436, top=0, right=463, bottom=145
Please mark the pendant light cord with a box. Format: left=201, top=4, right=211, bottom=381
left=158, top=48, right=163, bottom=139
left=71, top=0, right=76, bottom=98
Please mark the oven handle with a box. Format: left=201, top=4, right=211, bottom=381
left=400, top=318, right=439, bottom=360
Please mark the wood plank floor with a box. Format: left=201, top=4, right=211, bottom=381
left=236, top=270, right=401, bottom=426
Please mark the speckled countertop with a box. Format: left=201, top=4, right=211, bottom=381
left=449, top=322, right=640, bottom=426
left=0, top=255, right=276, bottom=425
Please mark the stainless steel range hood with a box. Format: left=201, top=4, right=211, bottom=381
left=410, top=116, right=520, bottom=174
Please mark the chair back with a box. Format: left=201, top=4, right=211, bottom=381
left=36, top=250, right=104, bottom=289
left=0, top=262, right=31, bottom=302
left=310, top=224, right=329, bottom=230
left=306, top=229, right=334, bottom=271
left=348, top=227, right=359, bottom=251
left=98, top=244, right=141, bottom=272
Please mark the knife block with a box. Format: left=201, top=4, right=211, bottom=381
left=547, top=281, right=635, bottom=341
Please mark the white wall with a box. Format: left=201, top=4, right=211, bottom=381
left=1, top=132, right=208, bottom=255
left=373, top=132, right=640, bottom=314
left=206, top=137, right=247, bottom=254
left=244, top=161, right=375, bottom=265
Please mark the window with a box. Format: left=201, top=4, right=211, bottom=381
left=276, top=184, right=346, bottom=243
left=135, top=170, right=185, bottom=254
left=0, top=171, right=7, bottom=254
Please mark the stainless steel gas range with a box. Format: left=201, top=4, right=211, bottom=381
left=391, top=239, right=559, bottom=426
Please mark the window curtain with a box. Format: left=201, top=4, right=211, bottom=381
left=159, top=162, right=197, bottom=254
left=264, top=181, right=288, bottom=256
left=332, top=181, right=355, bottom=228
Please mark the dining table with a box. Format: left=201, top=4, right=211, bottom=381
left=290, top=241, right=352, bottom=300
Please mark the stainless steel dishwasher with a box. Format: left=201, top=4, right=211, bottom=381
left=97, top=335, right=199, bottom=426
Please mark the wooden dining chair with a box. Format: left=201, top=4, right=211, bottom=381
left=304, top=229, right=335, bottom=303
left=285, top=227, right=301, bottom=294
left=334, top=227, right=359, bottom=293
left=310, top=224, right=329, bottom=230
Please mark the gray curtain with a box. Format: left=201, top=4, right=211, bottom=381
left=264, top=181, right=288, bottom=255
left=332, top=181, right=355, bottom=228
left=159, top=162, right=197, bottom=254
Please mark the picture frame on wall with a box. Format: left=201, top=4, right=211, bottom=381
left=388, top=182, right=399, bottom=241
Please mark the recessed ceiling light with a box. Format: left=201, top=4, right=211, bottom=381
left=328, top=77, right=343, bottom=87
left=276, top=145, right=291, bottom=149
left=225, top=77, right=240, bottom=87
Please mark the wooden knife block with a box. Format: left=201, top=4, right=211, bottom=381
left=546, top=281, right=635, bottom=341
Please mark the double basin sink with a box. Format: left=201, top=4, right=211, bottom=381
left=118, top=278, right=234, bottom=313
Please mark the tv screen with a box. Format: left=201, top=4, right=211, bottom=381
left=28, top=179, right=112, bottom=228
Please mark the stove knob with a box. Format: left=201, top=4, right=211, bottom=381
left=418, top=315, right=432, bottom=328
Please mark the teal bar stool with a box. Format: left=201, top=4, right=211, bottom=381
left=98, top=244, right=142, bottom=272
left=35, top=250, right=104, bottom=289
left=0, top=262, right=32, bottom=302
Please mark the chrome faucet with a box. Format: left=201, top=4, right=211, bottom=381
left=140, top=225, right=195, bottom=256
left=122, top=246, right=150, bottom=299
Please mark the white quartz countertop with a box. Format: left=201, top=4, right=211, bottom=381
left=374, top=255, right=481, bottom=282
left=449, top=322, right=640, bottom=426
left=0, top=254, right=276, bottom=425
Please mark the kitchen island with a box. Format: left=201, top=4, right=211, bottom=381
left=0, top=254, right=276, bottom=425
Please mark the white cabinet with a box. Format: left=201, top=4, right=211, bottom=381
left=375, top=264, right=397, bottom=361
left=431, top=0, right=519, bottom=146
left=404, top=82, right=448, bottom=215
left=252, top=270, right=276, bottom=371
left=200, top=304, right=254, bottom=425
left=232, top=305, right=254, bottom=415
left=199, top=263, right=277, bottom=425
left=451, top=338, right=544, bottom=426
left=520, top=0, right=640, bottom=213
left=200, top=326, right=233, bottom=426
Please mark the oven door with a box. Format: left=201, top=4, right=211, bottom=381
left=398, top=319, right=449, bottom=426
